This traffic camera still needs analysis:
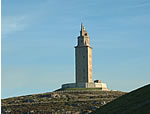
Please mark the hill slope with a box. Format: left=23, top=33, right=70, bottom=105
left=92, top=84, right=150, bottom=114
left=2, top=89, right=125, bottom=113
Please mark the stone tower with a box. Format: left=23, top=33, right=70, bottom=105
left=61, top=24, right=108, bottom=90
left=75, top=24, right=93, bottom=87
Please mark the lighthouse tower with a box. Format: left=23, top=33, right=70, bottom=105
left=61, top=24, right=109, bottom=90
left=75, top=24, right=93, bottom=87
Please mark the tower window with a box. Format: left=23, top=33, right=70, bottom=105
left=84, top=33, right=87, bottom=36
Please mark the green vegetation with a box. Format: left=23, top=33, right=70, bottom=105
left=2, top=90, right=126, bottom=113
left=92, top=84, right=150, bottom=114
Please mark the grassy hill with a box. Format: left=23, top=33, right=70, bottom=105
left=92, top=84, right=150, bottom=114
left=2, top=89, right=125, bottom=113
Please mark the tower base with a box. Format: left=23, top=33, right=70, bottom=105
left=61, top=81, right=109, bottom=91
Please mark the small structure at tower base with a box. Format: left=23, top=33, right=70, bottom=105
left=62, top=80, right=109, bottom=91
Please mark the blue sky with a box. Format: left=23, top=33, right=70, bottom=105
left=2, top=0, right=150, bottom=98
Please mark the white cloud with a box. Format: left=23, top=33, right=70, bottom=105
left=2, top=16, right=28, bottom=37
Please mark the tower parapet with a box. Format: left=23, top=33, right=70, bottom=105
left=77, top=24, right=90, bottom=46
